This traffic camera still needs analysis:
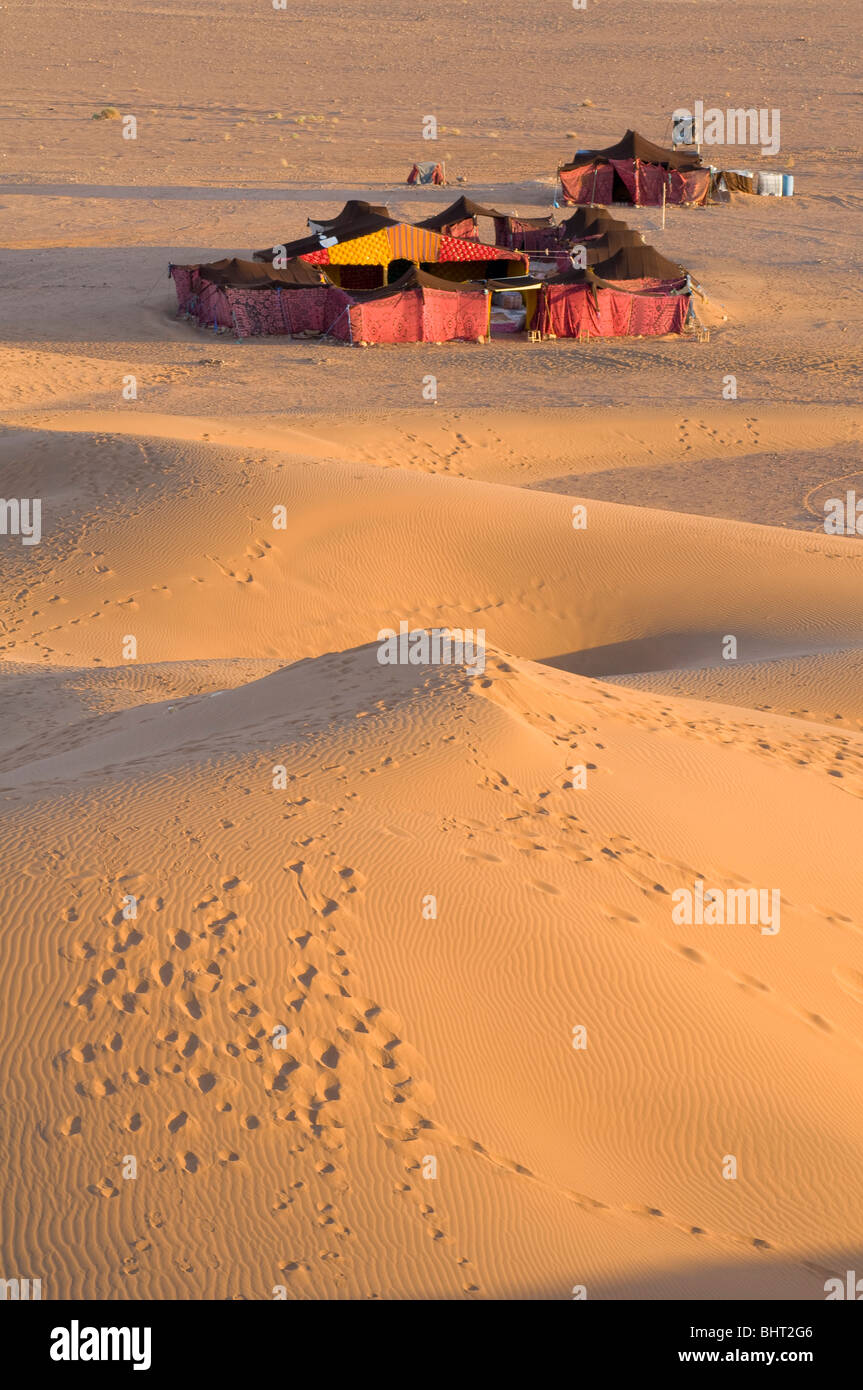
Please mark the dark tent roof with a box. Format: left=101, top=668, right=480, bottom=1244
left=254, top=232, right=331, bottom=262
left=192, top=257, right=328, bottom=288
left=583, top=228, right=647, bottom=262
left=590, top=242, right=687, bottom=281
left=559, top=206, right=628, bottom=237
left=345, top=265, right=488, bottom=302
left=561, top=129, right=704, bottom=172
left=413, top=196, right=509, bottom=231
left=308, top=200, right=391, bottom=235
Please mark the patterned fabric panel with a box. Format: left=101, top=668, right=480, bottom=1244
left=537, top=284, right=688, bottom=338
left=609, top=158, right=639, bottom=202
left=170, top=265, right=197, bottom=314
left=222, top=286, right=351, bottom=338
left=438, top=218, right=477, bottom=240
left=386, top=223, right=443, bottom=262
left=669, top=168, right=711, bottom=205
left=351, top=288, right=488, bottom=344
left=558, top=163, right=614, bottom=205
left=327, top=230, right=392, bottom=265
left=437, top=236, right=523, bottom=263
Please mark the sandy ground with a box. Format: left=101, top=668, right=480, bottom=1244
left=1, top=0, right=862, bottom=1302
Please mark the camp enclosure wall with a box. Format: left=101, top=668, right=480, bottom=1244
left=533, top=273, right=691, bottom=339
left=171, top=266, right=345, bottom=337
left=170, top=263, right=490, bottom=344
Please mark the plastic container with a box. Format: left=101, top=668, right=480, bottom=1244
left=782, top=174, right=794, bottom=196
left=757, top=172, right=784, bottom=196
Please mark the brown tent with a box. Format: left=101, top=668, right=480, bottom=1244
left=590, top=242, right=687, bottom=282
left=342, top=264, right=484, bottom=300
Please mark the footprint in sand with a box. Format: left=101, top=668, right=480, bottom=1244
left=833, top=966, right=863, bottom=1003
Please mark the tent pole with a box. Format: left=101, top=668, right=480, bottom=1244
left=662, top=182, right=667, bottom=231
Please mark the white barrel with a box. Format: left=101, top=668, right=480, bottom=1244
left=757, top=172, right=784, bottom=196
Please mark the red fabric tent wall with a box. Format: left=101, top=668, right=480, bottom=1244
left=558, top=164, right=615, bottom=205
left=228, top=285, right=350, bottom=337
left=668, top=167, right=710, bottom=205
left=348, top=286, right=488, bottom=344
left=170, top=267, right=351, bottom=337
left=560, top=160, right=710, bottom=207
left=534, top=283, right=689, bottom=337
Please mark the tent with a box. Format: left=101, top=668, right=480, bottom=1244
left=407, top=161, right=446, bottom=185
left=558, top=129, right=712, bottom=207
left=413, top=196, right=508, bottom=240
left=253, top=218, right=527, bottom=289
left=573, top=227, right=648, bottom=266
left=170, top=260, right=490, bottom=344
left=533, top=266, right=691, bottom=339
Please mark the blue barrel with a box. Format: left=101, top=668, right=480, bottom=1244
left=782, top=174, right=794, bottom=196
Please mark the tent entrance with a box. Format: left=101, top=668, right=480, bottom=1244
left=611, top=167, right=632, bottom=203
left=328, top=264, right=384, bottom=291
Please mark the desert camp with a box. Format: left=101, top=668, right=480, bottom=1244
left=172, top=191, right=707, bottom=342
left=159, top=113, right=804, bottom=345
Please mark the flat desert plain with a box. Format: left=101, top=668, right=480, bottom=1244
left=1, top=0, right=862, bottom=1301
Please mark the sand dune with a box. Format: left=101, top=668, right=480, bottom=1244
left=2, top=646, right=863, bottom=1299
left=4, top=422, right=863, bottom=678
left=3, top=413, right=863, bottom=1299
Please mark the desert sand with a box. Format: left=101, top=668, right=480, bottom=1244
left=1, top=0, right=862, bottom=1302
